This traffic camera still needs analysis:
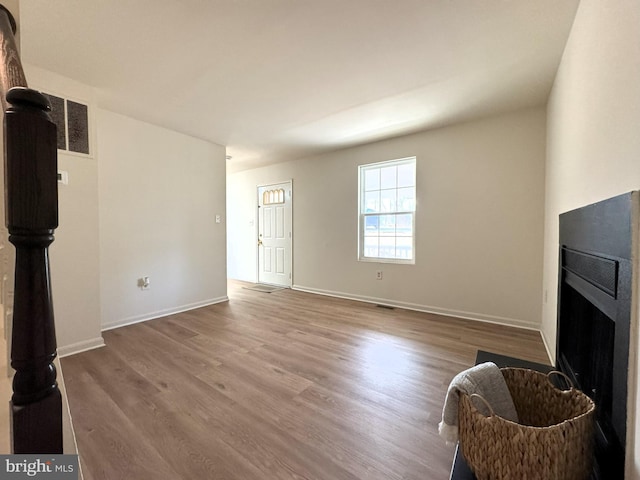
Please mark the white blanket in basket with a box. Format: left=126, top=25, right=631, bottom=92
left=438, top=361, right=518, bottom=443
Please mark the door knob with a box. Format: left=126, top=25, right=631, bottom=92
left=258, top=239, right=263, bottom=246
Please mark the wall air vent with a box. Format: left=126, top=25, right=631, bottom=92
left=42, top=92, right=90, bottom=156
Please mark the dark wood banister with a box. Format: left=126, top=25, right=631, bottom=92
left=0, top=5, right=63, bottom=453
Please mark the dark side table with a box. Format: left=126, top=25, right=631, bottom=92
left=449, top=350, right=554, bottom=480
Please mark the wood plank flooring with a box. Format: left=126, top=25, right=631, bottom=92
left=61, top=281, right=550, bottom=480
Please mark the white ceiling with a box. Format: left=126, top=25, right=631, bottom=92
left=20, top=1, right=579, bottom=172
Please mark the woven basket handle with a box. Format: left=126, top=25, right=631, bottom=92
left=469, top=393, right=495, bottom=417
left=547, top=370, right=574, bottom=391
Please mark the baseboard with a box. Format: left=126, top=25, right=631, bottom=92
left=540, top=328, right=556, bottom=365
left=101, top=296, right=229, bottom=332
left=291, top=285, right=540, bottom=331
left=57, top=336, right=105, bottom=358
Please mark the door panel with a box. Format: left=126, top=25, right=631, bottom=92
left=276, top=248, right=285, bottom=274
left=263, top=208, right=272, bottom=238
left=263, top=247, right=272, bottom=272
left=258, top=182, right=292, bottom=287
left=276, top=206, right=285, bottom=238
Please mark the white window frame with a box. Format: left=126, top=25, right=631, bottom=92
left=358, top=156, right=416, bottom=264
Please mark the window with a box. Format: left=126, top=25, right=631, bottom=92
left=359, top=157, right=416, bottom=263
left=263, top=188, right=285, bottom=205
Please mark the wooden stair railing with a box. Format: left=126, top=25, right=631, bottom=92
left=0, top=5, right=63, bottom=453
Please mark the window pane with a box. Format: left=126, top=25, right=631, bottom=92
left=364, top=215, right=380, bottom=235
left=396, top=214, right=413, bottom=237
left=379, top=236, right=396, bottom=258
left=380, top=189, right=396, bottom=213
left=397, top=187, right=415, bottom=211
left=380, top=215, right=396, bottom=236
left=380, top=166, right=397, bottom=189
left=364, top=191, right=380, bottom=213
left=364, top=237, right=379, bottom=258
left=396, top=237, right=413, bottom=259
left=364, top=168, right=380, bottom=191
left=397, top=163, right=415, bottom=188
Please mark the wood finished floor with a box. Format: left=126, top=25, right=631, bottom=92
left=61, top=281, right=550, bottom=480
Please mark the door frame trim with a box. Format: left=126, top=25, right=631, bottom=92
left=256, top=179, right=293, bottom=287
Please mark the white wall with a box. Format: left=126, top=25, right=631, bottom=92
left=16, top=64, right=229, bottom=353
left=229, top=107, right=546, bottom=328
left=24, top=64, right=104, bottom=356
left=98, top=109, right=227, bottom=330
left=542, top=0, right=640, bottom=476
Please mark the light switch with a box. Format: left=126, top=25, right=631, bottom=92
left=57, top=170, right=69, bottom=185
left=215, top=214, right=221, bottom=224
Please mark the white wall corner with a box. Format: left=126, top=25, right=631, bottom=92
left=57, top=336, right=105, bottom=358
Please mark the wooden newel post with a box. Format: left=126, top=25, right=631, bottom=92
left=6, top=88, right=62, bottom=454
left=0, top=4, right=63, bottom=454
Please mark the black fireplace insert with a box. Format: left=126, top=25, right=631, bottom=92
left=557, top=192, right=637, bottom=479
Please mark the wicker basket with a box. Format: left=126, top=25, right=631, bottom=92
left=458, top=368, right=595, bottom=480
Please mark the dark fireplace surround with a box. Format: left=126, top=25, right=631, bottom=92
left=557, top=192, right=638, bottom=479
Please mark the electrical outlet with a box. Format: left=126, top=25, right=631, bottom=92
left=376, top=271, right=383, bottom=280
left=138, top=276, right=150, bottom=290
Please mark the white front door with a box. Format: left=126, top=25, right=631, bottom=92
left=257, top=182, right=292, bottom=287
